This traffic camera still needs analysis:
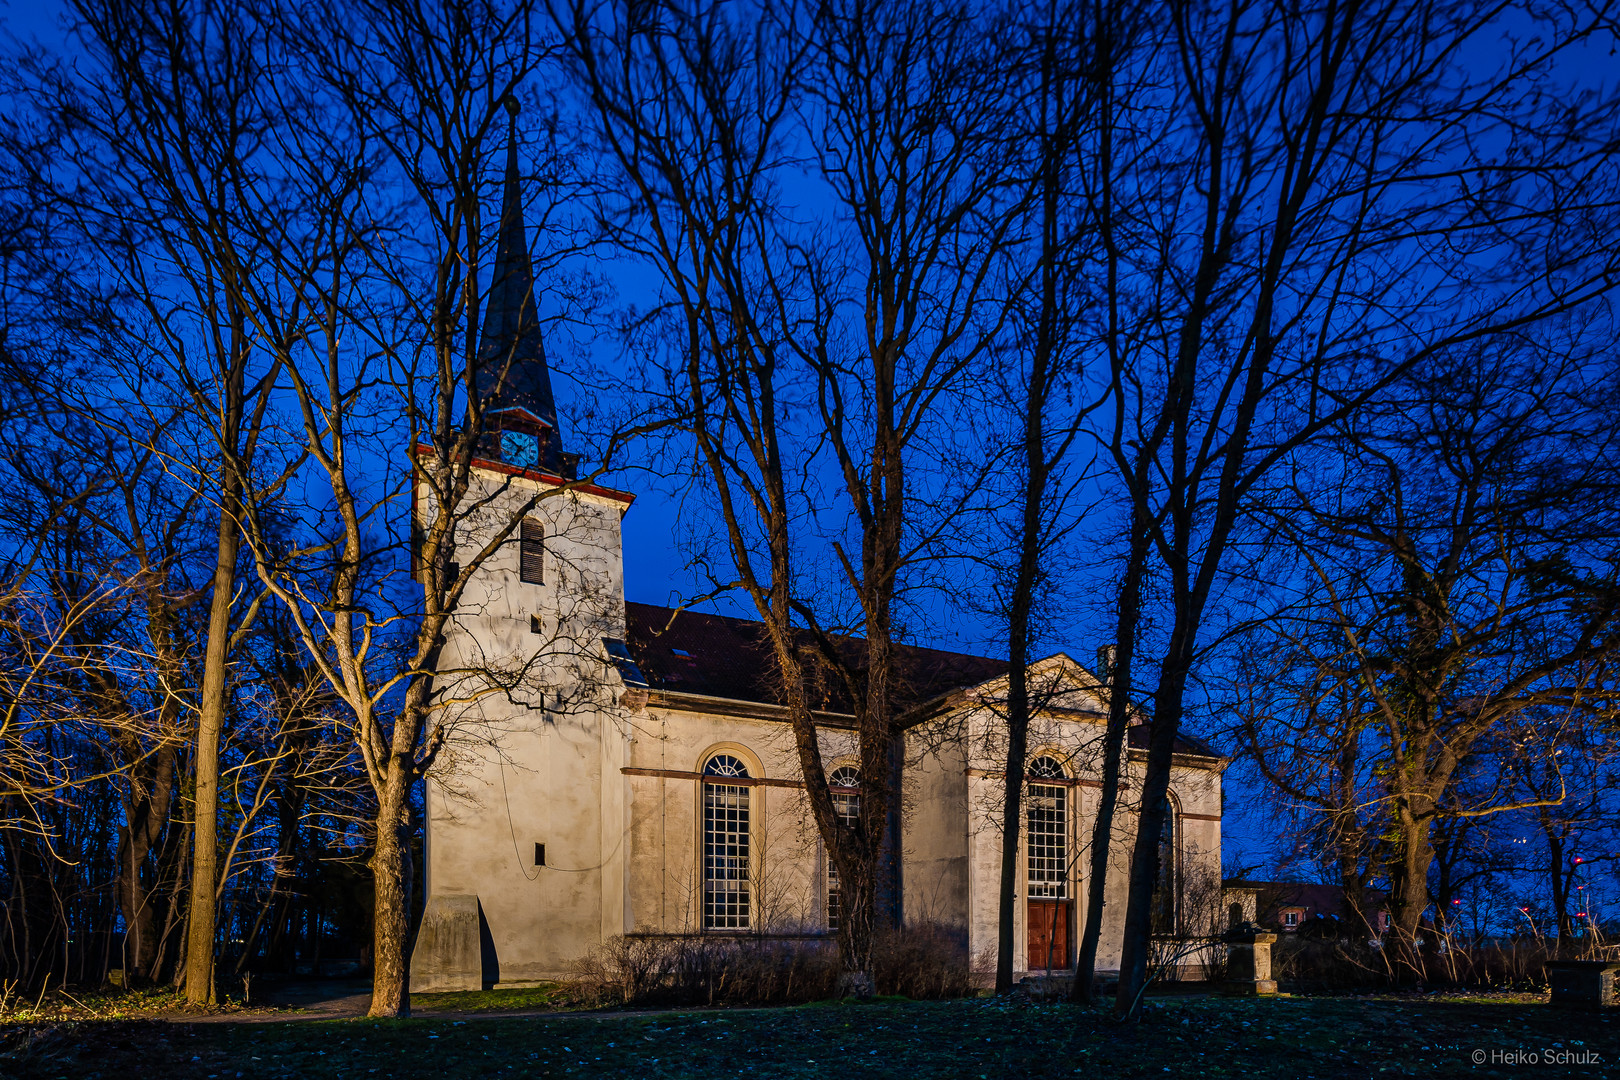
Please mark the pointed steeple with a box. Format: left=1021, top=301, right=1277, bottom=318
left=477, top=98, right=567, bottom=473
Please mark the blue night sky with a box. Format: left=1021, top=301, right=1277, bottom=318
left=11, top=0, right=1613, bottom=902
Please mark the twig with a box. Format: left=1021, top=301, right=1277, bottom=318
left=55, top=988, right=93, bottom=1014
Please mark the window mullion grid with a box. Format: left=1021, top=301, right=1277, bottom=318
left=704, top=781, right=750, bottom=930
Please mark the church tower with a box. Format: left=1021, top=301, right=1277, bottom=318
left=476, top=98, right=576, bottom=480
left=410, top=105, right=637, bottom=991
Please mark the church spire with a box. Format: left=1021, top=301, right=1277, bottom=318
left=477, top=97, right=567, bottom=474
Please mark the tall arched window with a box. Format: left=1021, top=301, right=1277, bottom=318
left=703, top=755, right=752, bottom=930
left=1151, top=794, right=1179, bottom=934
left=1026, top=755, right=1072, bottom=971
left=1026, top=756, right=1069, bottom=900
left=826, top=766, right=860, bottom=929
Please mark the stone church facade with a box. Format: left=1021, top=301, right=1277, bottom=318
left=408, top=136, right=1228, bottom=992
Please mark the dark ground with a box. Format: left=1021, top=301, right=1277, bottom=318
left=0, top=986, right=1612, bottom=1079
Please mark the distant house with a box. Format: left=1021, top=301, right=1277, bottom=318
left=1222, top=880, right=1389, bottom=937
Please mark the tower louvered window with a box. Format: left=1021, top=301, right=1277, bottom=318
left=519, top=518, right=544, bottom=584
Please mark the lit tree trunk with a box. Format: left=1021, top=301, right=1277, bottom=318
left=1389, top=794, right=1438, bottom=949
left=369, top=757, right=415, bottom=1017
left=184, top=494, right=242, bottom=1004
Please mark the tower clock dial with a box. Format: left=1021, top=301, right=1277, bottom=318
left=501, top=430, right=539, bottom=469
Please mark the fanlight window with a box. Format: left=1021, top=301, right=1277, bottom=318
left=703, top=755, right=752, bottom=930
left=1026, top=756, right=1069, bottom=899
left=1029, top=755, right=1067, bottom=780
left=826, top=766, right=860, bottom=930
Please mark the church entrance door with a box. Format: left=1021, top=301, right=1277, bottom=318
left=1027, top=899, right=1071, bottom=972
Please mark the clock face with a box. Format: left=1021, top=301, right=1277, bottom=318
left=501, top=430, right=539, bottom=469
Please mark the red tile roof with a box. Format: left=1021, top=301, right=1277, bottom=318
left=1223, top=880, right=1390, bottom=929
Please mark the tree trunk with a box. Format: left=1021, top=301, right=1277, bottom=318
left=1113, top=647, right=1191, bottom=1017
left=836, top=851, right=877, bottom=997
left=1545, top=821, right=1572, bottom=951
left=117, top=745, right=176, bottom=981
left=1380, top=789, right=1437, bottom=981
left=1072, top=513, right=1147, bottom=1003
left=995, top=658, right=1032, bottom=994
left=184, top=501, right=241, bottom=1004
left=368, top=764, right=413, bottom=1017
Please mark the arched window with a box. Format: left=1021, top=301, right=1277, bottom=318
left=1151, top=794, right=1179, bottom=934
left=1029, top=755, right=1066, bottom=780
left=703, top=755, right=752, bottom=930
left=1026, top=756, right=1069, bottom=899
left=826, top=766, right=860, bottom=930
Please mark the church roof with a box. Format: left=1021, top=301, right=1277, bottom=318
left=477, top=104, right=565, bottom=471
left=1126, top=722, right=1224, bottom=760
left=623, top=601, right=1008, bottom=718
left=620, top=602, right=1223, bottom=761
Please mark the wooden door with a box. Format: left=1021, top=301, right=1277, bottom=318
left=1027, top=899, right=1072, bottom=971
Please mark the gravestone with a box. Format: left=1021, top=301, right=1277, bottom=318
left=1222, top=924, right=1278, bottom=996
left=1547, top=960, right=1619, bottom=1010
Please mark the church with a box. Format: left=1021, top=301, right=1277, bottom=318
left=408, top=134, right=1229, bottom=992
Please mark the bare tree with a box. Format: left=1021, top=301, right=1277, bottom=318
left=233, top=0, right=662, bottom=1017
left=1236, top=333, right=1620, bottom=970
left=1076, top=0, right=1620, bottom=1016
left=7, top=0, right=306, bottom=1001
left=561, top=0, right=1022, bottom=991
left=794, top=0, right=1025, bottom=984
left=980, top=0, right=1105, bottom=995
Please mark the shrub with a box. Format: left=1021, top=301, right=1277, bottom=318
left=873, top=922, right=973, bottom=1000
left=1268, top=931, right=1578, bottom=993
left=569, top=923, right=972, bottom=1006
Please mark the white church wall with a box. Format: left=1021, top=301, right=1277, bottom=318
left=953, top=696, right=1121, bottom=976
left=415, top=468, right=632, bottom=986
left=1163, top=759, right=1225, bottom=941
left=622, top=704, right=838, bottom=936
left=915, top=682, right=1226, bottom=979
left=901, top=720, right=970, bottom=933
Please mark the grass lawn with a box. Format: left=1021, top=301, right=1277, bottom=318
left=3, top=993, right=1613, bottom=1079
left=409, top=985, right=577, bottom=1013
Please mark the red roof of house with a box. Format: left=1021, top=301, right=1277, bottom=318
left=1224, top=880, right=1390, bottom=926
